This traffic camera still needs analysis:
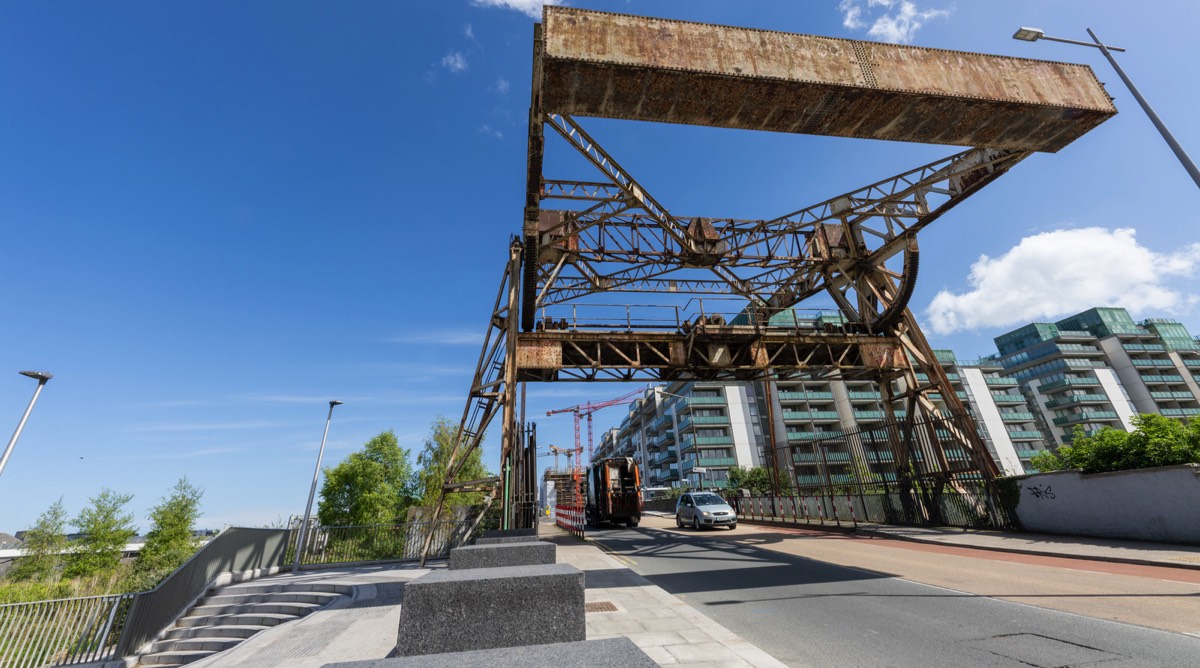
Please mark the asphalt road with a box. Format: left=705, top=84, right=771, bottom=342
left=586, top=516, right=1200, bottom=667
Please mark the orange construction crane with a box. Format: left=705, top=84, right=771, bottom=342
left=546, top=387, right=646, bottom=469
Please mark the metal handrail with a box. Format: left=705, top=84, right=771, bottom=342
left=115, top=527, right=290, bottom=657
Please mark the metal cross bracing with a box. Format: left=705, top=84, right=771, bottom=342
left=419, top=7, right=1115, bottom=558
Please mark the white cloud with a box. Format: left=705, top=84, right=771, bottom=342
left=442, top=51, right=468, bottom=73
left=926, top=227, right=1200, bottom=334
left=471, top=0, right=563, bottom=19
left=838, top=0, right=949, bottom=44
left=465, top=24, right=475, bottom=40
left=479, top=124, right=504, bottom=140
left=493, top=77, right=510, bottom=95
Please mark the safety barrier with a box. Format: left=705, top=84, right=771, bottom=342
left=555, top=504, right=585, bottom=539
left=730, top=482, right=1018, bottom=531
left=0, top=593, right=135, bottom=668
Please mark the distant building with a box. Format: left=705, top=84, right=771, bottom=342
left=590, top=306, right=1200, bottom=485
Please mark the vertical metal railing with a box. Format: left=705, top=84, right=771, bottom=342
left=0, top=593, right=135, bottom=668
left=291, top=521, right=474, bottom=567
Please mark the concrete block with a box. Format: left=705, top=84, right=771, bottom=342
left=449, top=541, right=555, bottom=570
left=474, top=535, right=538, bottom=545
left=325, top=637, right=656, bottom=668
left=478, top=528, right=537, bottom=540
left=395, top=563, right=585, bottom=656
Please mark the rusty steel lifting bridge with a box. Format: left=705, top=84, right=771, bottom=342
left=421, top=6, right=1116, bottom=554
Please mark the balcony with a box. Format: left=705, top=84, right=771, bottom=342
left=1140, top=374, right=1185, bottom=384
left=686, top=396, right=727, bottom=406
left=649, top=414, right=670, bottom=431
left=847, top=391, right=881, bottom=400
left=1123, top=343, right=1166, bottom=352
left=681, top=457, right=737, bottom=473
left=1000, top=411, right=1036, bottom=422
left=782, top=410, right=840, bottom=421
left=1037, top=377, right=1100, bottom=393
left=792, top=451, right=852, bottom=463
left=1006, top=430, right=1044, bottom=440
left=1130, top=359, right=1175, bottom=368
left=1150, top=391, right=1196, bottom=400
left=1043, top=393, right=1110, bottom=410
left=651, top=450, right=676, bottom=465
left=1160, top=407, right=1200, bottom=417
left=778, top=391, right=834, bottom=401
left=991, top=393, right=1027, bottom=404
left=787, top=431, right=843, bottom=442
left=679, top=435, right=734, bottom=449
left=985, top=377, right=1019, bottom=387
left=1183, top=359, right=1200, bottom=368
left=1015, top=449, right=1045, bottom=459
left=1052, top=411, right=1120, bottom=426
left=853, top=411, right=887, bottom=420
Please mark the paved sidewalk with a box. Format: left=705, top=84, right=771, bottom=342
left=543, top=529, right=787, bottom=667
left=176, top=526, right=788, bottom=667
left=857, top=524, right=1200, bottom=570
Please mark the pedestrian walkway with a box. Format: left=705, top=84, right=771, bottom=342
left=175, top=525, right=788, bottom=668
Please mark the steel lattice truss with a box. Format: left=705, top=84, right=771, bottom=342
left=530, top=113, right=1030, bottom=333
left=419, top=8, right=1114, bottom=547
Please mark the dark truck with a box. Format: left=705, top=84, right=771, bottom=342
left=585, top=457, right=643, bottom=528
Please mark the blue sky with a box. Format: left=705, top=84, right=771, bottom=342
left=3, top=0, right=1199, bottom=533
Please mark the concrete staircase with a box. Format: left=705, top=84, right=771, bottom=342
left=136, top=580, right=352, bottom=666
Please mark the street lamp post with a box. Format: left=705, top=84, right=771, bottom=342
left=292, top=400, right=342, bottom=572
left=1013, top=26, right=1200, bottom=190
left=0, top=371, right=53, bottom=482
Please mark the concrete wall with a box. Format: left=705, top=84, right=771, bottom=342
left=1013, top=464, right=1200, bottom=544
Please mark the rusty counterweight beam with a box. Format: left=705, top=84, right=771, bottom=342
left=541, top=7, right=1115, bottom=152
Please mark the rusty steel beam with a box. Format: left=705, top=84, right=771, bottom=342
left=541, top=7, right=1115, bottom=152
left=514, top=328, right=906, bottom=382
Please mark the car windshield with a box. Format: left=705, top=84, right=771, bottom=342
left=692, top=494, right=725, bottom=506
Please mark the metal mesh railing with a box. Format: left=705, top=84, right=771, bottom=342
left=0, top=593, right=135, bottom=668
left=290, top=521, right=473, bottom=566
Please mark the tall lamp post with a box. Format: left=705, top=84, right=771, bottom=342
left=1013, top=26, right=1200, bottom=190
left=292, top=400, right=342, bottom=572
left=0, top=371, right=53, bottom=482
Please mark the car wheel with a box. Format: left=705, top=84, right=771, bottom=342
left=627, top=516, right=639, bottom=528
left=675, top=514, right=683, bottom=528
left=728, top=523, right=737, bottom=530
left=692, top=516, right=700, bottom=531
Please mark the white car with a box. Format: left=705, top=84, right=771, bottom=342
left=675, top=492, right=737, bottom=530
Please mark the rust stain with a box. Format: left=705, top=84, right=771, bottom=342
left=541, top=7, right=1115, bottom=152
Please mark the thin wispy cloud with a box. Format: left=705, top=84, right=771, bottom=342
left=838, top=0, right=949, bottom=44
left=91, top=447, right=242, bottom=461
left=471, top=0, right=563, bottom=19
left=130, top=420, right=300, bottom=433
left=492, top=77, right=510, bottom=96
left=926, top=227, right=1200, bottom=334
left=442, top=51, right=468, bottom=73
left=479, top=124, right=503, bottom=140
left=384, top=329, right=484, bottom=345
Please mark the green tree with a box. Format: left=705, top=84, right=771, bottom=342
left=318, top=430, right=416, bottom=526
left=63, top=489, right=136, bottom=579
left=136, top=478, right=204, bottom=577
left=416, top=417, right=491, bottom=508
left=726, top=466, right=787, bottom=495
left=1031, top=414, right=1200, bottom=474
left=7, top=498, right=69, bottom=582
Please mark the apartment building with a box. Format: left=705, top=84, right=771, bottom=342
left=588, top=306, right=1200, bottom=486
